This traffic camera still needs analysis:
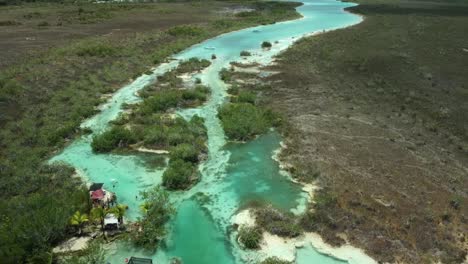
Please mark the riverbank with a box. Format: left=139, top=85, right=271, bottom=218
left=258, top=0, right=468, bottom=263
left=232, top=208, right=376, bottom=264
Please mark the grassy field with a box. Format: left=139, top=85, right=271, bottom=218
left=0, top=1, right=301, bottom=263
left=256, top=0, right=468, bottom=263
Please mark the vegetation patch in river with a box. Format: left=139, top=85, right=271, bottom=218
left=259, top=257, right=292, bottom=264
left=238, top=225, right=263, bottom=249
left=218, top=67, right=282, bottom=141
left=91, top=58, right=211, bottom=190
left=129, top=186, right=174, bottom=250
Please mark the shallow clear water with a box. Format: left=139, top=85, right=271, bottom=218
left=51, top=0, right=362, bottom=263
left=225, top=132, right=304, bottom=211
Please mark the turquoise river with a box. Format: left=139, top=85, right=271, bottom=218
left=50, top=0, right=367, bottom=263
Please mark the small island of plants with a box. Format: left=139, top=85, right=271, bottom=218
left=91, top=58, right=211, bottom=190
left=218, top=67, right=281, bottom=141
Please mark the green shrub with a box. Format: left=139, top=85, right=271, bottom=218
left=75, top=42, right=117, bottom=57
left=218, top=103, right=272, bottom=141
left=47, top=121, right=79, bottom=145
left=0, top=78, right=23, bottom=101
left=212, top=19, right=234, bottom=29
left=181, top=85, right=210, bottom=102
left=141, top=90, right=181, bottom=114
left=37, top=21, right=49, bottom=27
left=300, top=189, right=339, bottom=231
left=162, top=159, right=196, bottom=190
left=0, top=20, right=21, bottom=26
left=131, top=186, right=174, bottom=249
left=177, top=58, right=211, bottom=73
left=259, top=257, right=291, bottom=264
left=238, top=226, right=262, bottom=249
left=261, top=41, right=272, bottom=49
left=255, top=207, right=302, bottom=238
left=227, top=85, right=239, bottom=95
left=240, top=50, right=252, bottom=56
left=143, top=125, right=168, bottom=147
left=91, top=126, right=136, bottom=153
left=314, top=190, right=337, bottom=210
left=219, top=68, right=232, bottom=82
left=156, top=70, right=183, bottom=88
left=170, top=143, right=199, bottom=163
left=167, top=25, right=205, bottom=37
left=236, top=90, right=256, bottom=104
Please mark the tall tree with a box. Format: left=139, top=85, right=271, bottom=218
left=90, top=207, right=108, bottom=231
left=69, top=211, right=89, bottom=235
left=110, top=204, right=127, bottom=224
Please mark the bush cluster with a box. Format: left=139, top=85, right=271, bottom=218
left=162, top=159, right=196, bottom=190
left=176, top=58, right=211, bottom=73
left=91, top=126, right=136, bottom=153
left=261, top=41, right=272, bottom=49
left=92, top=64, right=210, bottom=187
left=300, top=190, right=339, bottom=231
left=219, top=68, right=233, bottom=82
left=255, top=207, right=301, bottom=238
left=259, top=257, right=291, bottom=264
left=218, top=103, right=277, bottom=141
left=167, top=25, right=205, bottom=37
left=235, top=90, right=256, bottom=104
left=74, top=41, right=117, bottom=57
left=238, top=226, right=263, bottom=249
left=130, top=186, right=174, bottom=249
left=240, top=50, right=252, bottom=56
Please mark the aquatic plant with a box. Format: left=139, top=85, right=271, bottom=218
left=73, top=40, right=117, bottom=57
left=181, top=85, right=210, bottom=102
left=176, top=57, right=211, bottom=73
left=91, top=126, right=137, bottom=153
left=238, top=225, right=262, bottom=249
left=218, top=103, right=273, bottom=141
left=259, top=257, right=291, bottom=264
left=140, top=90, right=182, bottom=113
left=261, top=41, right=272, bottom=49
left=240, top=50, right=252, bottom=56
left=255, top=207, right=301, bottom=238
left=169, top=143, right=199, bottom=163
left=131, top=186, right=174, bottom=249
left=167, top=25, right=205, bottom=37
left=162, top=159, right=197, bottom=190
left=219, top=67, right=233, bottom=82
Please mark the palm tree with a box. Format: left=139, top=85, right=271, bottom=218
left=69, top=211, right=89, bottom=235
left=139, top=202, right=151, bottom=214
left=90, top=207, right=107, bottom=231
left=110, top=204, right=128, bottom=225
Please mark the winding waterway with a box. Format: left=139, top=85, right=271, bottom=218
left=51, top=0, right=366, bottom=263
